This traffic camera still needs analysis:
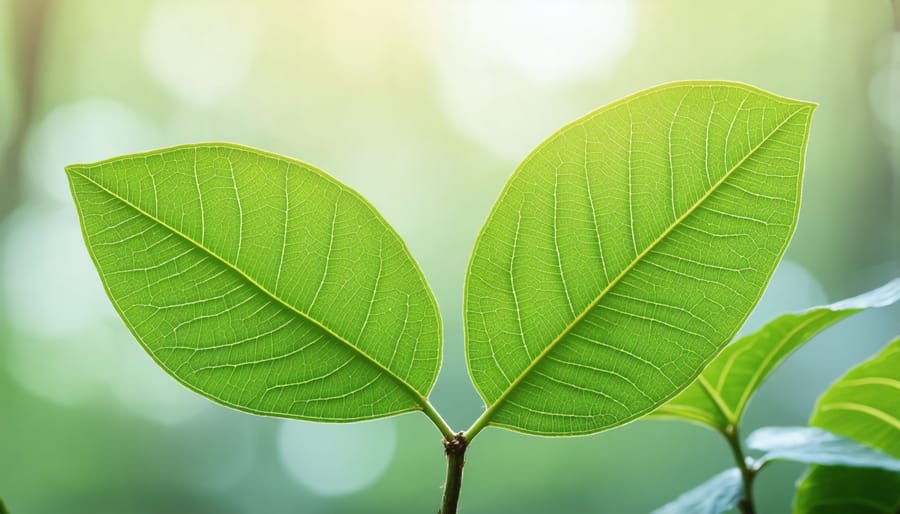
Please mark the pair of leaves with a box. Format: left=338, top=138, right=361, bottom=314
left=794, top=337, right=900, bottom=513
left=68, top=81, right=816, bottom=438
left=654, top=424, right=900, bottom=514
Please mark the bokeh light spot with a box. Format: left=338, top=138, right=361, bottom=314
left=23, top=98, right=159, bottom=204
left=277, top=418, right=398, bottom=496
left=141, top=0, right=260, bottom=107
left=427, top=0, right=634, bottom=160
left=2, top=206, right=116, bottom=336
left=455, top=0, right=633, bottom=85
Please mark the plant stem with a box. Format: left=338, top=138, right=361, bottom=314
left=440, top=432, right=468, bottom=514
left=420, top=401, right=467, bottom=512
left=421, top=399, right=456, bottom=440
left=725, top=426, right=756, bottom=514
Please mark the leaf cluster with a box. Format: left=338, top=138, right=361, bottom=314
left=651, top=280, right=900, bottom=513
left=62, top=81, right=898, bottom=512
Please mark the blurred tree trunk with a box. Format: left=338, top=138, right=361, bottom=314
left=1, top=0, right=54, bottom=219
left=894, top=0, right=899, bottom=30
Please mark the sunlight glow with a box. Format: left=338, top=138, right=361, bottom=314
left=23, top=98, right=158, bottom=204
left=141, top=0, right=260, bottom=106
left=456, top=0, right=633, bottom=85
left=428, top=0, right=634, bottom=159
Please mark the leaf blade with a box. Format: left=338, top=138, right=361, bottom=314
left=793, top=467, right=900, bottom=514
left=810, top=337, right=900, bottom=454
left=794, top=336, right=900, bottom=513
left=465, top=81, right=815, bottom=436
left=67, top=143, right=442, bottom=422
left=653, top=279, right=900, bottom=432
left=746, top=426, right=900, bottom=470
left=650, top=468, right=744, bottom=514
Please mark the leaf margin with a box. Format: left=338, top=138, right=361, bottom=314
left=65, top=142, right=450, bottom=431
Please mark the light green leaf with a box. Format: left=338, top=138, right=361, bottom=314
left=746, top=426, right=900, bottom=470
left=67, top=143, right=442, bottom=423
left=809, top=336, right=900, bottom=454
left=794, top=336, right=900, bottom=513
left=463, top=81, right=815, bottom=436
left=651, top=468, right=744, bottom=514
left=653, top=279, right=900, bottom=432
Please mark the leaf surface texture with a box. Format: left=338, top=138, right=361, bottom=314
left=68, top=144, right=442, bottom=422
left=465, top=81, right=815, bottom=435
left=794, top=336, right=900, bottom=513
left=654, top=280, right=900, bottom=431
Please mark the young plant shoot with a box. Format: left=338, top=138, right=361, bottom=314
left=68, top=81, right=887, bottom=513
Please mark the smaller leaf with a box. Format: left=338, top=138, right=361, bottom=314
left=651, top=468, right=743, bottom=514
left=810, top=336, right=900, bottom=457
left=0, top=498, right=7, bottom=514
left=794, top=336, right=900, bottom=513
left=653, top=279, right=900, bottom=432
left=794, top=466, right=900, bottom=514
left=746, top=426, right=900, bottom=470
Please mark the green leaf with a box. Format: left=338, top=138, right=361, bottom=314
left=794, top=467, right=900, bottom=514
left=651, top=468, right=743, bottom=514
left=464, top=81, right=815, bottom=436
left=658, top=425, right=900, bottom=514
left=794, top=336, right=900, bottom=513
left=0, top=497, right=7, bottom=514
left=809, top=336, right=900, bottom=455
left=746, top=426, right=900, bottom=470
left=653, top=279, right=900, bottom=432
left=67, top=143, right=442, bottom=423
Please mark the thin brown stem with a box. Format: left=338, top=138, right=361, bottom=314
left=439, top=432, right=467, bottom=514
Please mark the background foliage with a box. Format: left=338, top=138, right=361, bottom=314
left=0, top=1, right=897, bottom=513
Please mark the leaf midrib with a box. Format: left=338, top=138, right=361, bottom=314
left=68, top=167, right=430, bottom=409
left=467, top=104, right=811, bottom=436
left=731, top=310, right=834, bottom=417
left=693, top=310, right=834, bottom=431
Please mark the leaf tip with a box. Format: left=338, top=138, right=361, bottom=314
left=64, top=163, right=85, bottom=176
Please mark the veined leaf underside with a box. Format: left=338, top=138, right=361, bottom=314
left=466, top=82, right=815, bottom=435
left=68, top=144, right=442, bottom=422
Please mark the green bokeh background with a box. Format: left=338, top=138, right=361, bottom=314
left=1, top=1, right=897, bottom=513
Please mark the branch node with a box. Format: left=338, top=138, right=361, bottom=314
left=443, top=432, right=468, bottom=457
